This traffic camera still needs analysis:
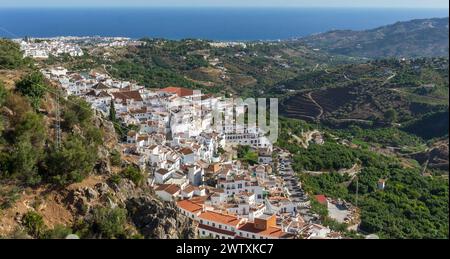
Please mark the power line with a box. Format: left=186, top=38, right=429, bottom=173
left=55, top=90, right=61, bottom=149
left=36, top=82, right=132, bottom=134
left=0, top=26, right=21, bottom=39
left=355, top=176, right=359, bottom=208
left=2, top=63, right=147, bottom=146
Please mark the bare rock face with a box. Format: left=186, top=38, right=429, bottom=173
left=94, top=159, right=111, bottom=176
left=93, top=111, right=118, bottom=148
left=63, top=178, right=197, bottom=239
left=126, top=196, right=197, bottom=239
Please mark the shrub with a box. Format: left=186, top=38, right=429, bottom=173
left=109, top=174, right=122, bottom=185
left=110, top=149, right=122, bottom=167
left=121, top=166, right=144, bottom=186
left=88, top=207, right=128, bottom=239
left=22, top=211, right=46, bottom=238
left=42, top=225, right=73, bottom=239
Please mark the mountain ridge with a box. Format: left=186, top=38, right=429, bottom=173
left=299, top=17, right=449, bottom=58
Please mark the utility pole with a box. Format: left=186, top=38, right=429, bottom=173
left=355, top=176, right=359, bottom=208
left=55, top=91, right=61, bottom=150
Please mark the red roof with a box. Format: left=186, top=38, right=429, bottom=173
left=180, top=147, right=194, bottom=155
left=177, top=199, right=203, bottom=214
left=155, top=184, right=180, bottom=195
left=198, top=224, right=236, bottom=236
left=238, top=222, right=294, bottom=239
left=199, top=211, right=242, bottom=227
left=315, top=195, right=328, bottom=205
left=160, top=87, right=194, bottom=97
left=112, top=90, right=143, bottom=102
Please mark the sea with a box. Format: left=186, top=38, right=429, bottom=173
left=0, top=7, right=448, bottom=40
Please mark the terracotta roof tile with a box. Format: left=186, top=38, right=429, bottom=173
left=238, top=223, right=294, bottom=239
left=112, top=90, right=143, bottom=102
left=160, top=87, right=194, bottom=97
left=177, top=199, right=203, bottom=214
left=199, top=211, right=242, bottom=227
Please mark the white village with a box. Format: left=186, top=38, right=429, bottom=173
left=21, top=38, right=357, bottom=239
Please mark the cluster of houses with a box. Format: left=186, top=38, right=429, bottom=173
left=42, top=65, right=343, bottom=239
left=209, top=41, right=248, bottom=49
left=16, top=39, right=84, bottom=59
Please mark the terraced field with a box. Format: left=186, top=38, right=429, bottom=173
left=311, top=87, right=355, bottom=116
left=281, top=86, right=357, bottom=122
left=281, top=92, right=321, bottom=121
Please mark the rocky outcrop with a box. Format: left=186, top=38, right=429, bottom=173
left=63, top=178, right=197, bottom=239
left=93, top=111, right=118, bottom=148
left=126, top=196, right=197, bottom=239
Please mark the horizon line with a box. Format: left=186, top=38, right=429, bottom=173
left=0, top=6, right=449, bottom=9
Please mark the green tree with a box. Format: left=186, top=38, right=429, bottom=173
left=236, top=145, right=258, bottom=165
left=62, top=97, right=93, bottom=130
left=0, top=80, right=7, bottom=106
left=384, top=109, right=398, bottom=123
left=84, top=126, right=104, bottom=146
left=0, top=39, right=26, bottom=69
left=11, top=138, right=42, bottom=186
left=45, top=135, right=97, bottom=186
left=109, top=99, right=117, bottom=122
left=13, top=112, right=46, bottom=146
left=15, top=72, right=46, bottom=109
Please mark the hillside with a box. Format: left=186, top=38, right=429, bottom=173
left=299, top=18, right=449, bottom=58
left=0, top=40, right=196, bottom=239
left=277, top=117, right=449, bottom=239
left=280, top=58, right=449, bottom=140
left=43, top=38, right=354, bottom=97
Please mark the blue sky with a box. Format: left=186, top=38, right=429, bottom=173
left=1, top=0, right=448, bottom=8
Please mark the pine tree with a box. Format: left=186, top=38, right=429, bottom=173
left=109, top=99, right=116, bottom=122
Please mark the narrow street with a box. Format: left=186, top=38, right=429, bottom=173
left=276, top=150, right=319, bottom=223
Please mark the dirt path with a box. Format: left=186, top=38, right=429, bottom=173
left=312, top=64, right=319, bottom=72
left=382, top=73, right=396, bottom=86
left=338, top=163, right=361, bottom=179
left=306, top=92, right=324, bottom=121
left=343, top=73, right=351, bottom=81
